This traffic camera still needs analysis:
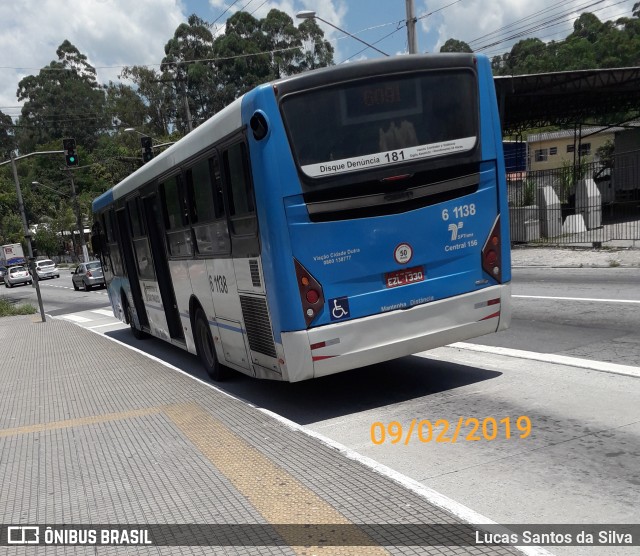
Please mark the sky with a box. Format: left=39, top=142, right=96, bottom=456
left=0, top=0, right=636, bottom=122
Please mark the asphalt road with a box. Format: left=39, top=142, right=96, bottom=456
left=1, top=272, right=109, bottom=316
left=2, top=266, right=639, bottom=556
left=472, top=267, right=640, bottom=366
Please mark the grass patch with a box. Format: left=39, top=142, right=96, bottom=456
left=0, top=296, right=37, bottom=317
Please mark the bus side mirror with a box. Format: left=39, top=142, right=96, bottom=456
left=250, top=112, right=269, bottom=141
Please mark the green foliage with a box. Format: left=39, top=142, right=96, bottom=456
left=440, top=39, right=473, bottom=53
left=556, top=157, right=589, bottom=203
left=0, top=110, right=15, bottom=158
left=595, top=140, right=615, bottom=167
left=0, top=297, right=37, bottom=317
left=16, top=40, right=108, bottom=153
left=33, top=224, right=61, bottom=258
left=488, top=11, right=640, bottom=75
left=0, top=10, right=329, bottom=244
left=520, top=179, right=537, bottom=206
left=0, top=211, right=24, bottom=245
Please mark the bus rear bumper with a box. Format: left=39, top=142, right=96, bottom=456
left=280, top=283, right=511, bottom=382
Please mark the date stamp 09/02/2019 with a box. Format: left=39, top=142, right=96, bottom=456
left=370, top=416, right=532, bottom=446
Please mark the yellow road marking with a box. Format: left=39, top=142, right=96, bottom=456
left=0, top=406, right=162, bottom=437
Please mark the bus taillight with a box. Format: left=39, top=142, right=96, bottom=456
left=482, top=216, right=502, bottom=283
left=294, top=259, right=324, bottom=327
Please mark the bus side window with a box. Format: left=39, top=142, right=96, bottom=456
left=186, top=156, right=230, bottom=256
left=107, top=209, right=124, bottom=275
left=98, top=213, right=111, bottom=273
left=127, top=198, right=155, bottom=280
left=222, top=142, right=257, bottom=236
left=160, top=175, right=193, bottom=257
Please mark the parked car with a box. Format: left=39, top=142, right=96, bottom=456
left=34, top=259, right=60, bottom=280
left=72, top=261, right=105, bottom=291
left=5, top=266, right=32, bottom=288
left=0, top=266, right=6, bottom=284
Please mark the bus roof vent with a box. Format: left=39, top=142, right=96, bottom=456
left=249, top=259, right=261, bottom=288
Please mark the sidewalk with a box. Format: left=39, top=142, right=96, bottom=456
left=511, top=245, right=640, bottom=268
left=0, top=315, right=528, bottom=555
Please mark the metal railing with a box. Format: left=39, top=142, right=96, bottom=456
left=508, top=150, right=640, bottom=246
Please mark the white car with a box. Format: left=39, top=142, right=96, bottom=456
left=35, top=259, right=60, bottom=280
left=5, top=266, right=32, bottom=288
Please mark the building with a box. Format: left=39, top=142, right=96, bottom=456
left=526, top=126, right=615, bottom=172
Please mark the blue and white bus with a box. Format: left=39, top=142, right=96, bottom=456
left=92, top=54, right=511, bottom=382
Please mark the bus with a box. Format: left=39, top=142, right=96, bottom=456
left=91, top=53, right=511, bottom=382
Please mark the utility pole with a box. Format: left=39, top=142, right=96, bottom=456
left=406, top=0, right=419, bottom=54
left=184, top=94, right=194, bottom=132
left=8, top=152, right=46, bottom=322
left=67, top=171, right=90, bottom=263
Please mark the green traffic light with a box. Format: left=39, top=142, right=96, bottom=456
left=69, top=156, right=75, bottom=162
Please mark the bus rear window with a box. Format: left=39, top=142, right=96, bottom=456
left=281, top=70, right=478, bottom=179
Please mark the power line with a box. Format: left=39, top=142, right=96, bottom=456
left=481, top=6, right=635, bottom=59
left=468, top=0, right=603, bottom=45
left=338, top=23, right=405, bottom=63
left=470, top=0, right=633, bottom=52
left=208, top=0, right=243, bottom=29
left=471, top=0, right=610, bottom=50
left=211, top=0, right=260, bottom=38
left=417, top=0, right=465, bottom=21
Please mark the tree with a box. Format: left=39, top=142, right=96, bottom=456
left=212, top=10, right=333, bottom=110
left=118, top=66, right=176, bottom=137
left=0, top=110, right=15, bottom=158
left=440, top=39, right=473, bottom=53
left=15, top=41, right=107, bottom=153
left=161, top=14, right=217, bottom=132
left=572, top=13, right=604, bottom=43
left=33, top=223, right=61, bottom=258
left=212, top=11, right=273, bottom=111
left=0, top=213, right=23, bottom=245
left=504, top=38, right=548, bottom=74
left=297, top=18, right=334, bottom=71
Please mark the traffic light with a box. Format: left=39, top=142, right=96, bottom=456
left=63, top=138, right=79, bottom=166
left=141, top=136, right=154, bottom=163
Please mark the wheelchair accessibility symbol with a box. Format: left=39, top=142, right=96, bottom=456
left=329, top=297, right=350, bottom=321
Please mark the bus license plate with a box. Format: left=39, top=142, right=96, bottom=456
left=385, top=266, right=425, bottom=288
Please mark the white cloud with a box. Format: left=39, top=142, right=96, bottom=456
left=0, top=0, right=185, bottom=119
left=418, top=0, right=633, bottom=56
left=0, top=0, right=351, bottom=122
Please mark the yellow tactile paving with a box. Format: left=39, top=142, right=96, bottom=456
left=0, top=406, right=163, bottom=437
left=165, top=402, right=390, bottom=555
left=0, top=401, right=391, bottom=553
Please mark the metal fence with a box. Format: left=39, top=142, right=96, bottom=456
left=508, top=149, right=640, bottom=246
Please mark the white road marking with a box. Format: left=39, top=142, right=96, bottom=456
left=91, top=309, right=115, bottom=316
left=514, top=294, right=640, bottom=304
left=59, top=314, right=92, bottom=323
left=87, top=322, right=124, bottom=330
left=448, top=342, right=640, bottom=379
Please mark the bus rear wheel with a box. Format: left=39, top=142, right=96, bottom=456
left=125, top=300, right=146, bottom=340
left=194, top=308, right=224, bottom=381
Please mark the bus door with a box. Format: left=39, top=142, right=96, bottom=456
left=140, top=192, right=184, bottom=341
left=115, top=206, right=149, bottom=329
left=219, top=140, right=274, bottom=372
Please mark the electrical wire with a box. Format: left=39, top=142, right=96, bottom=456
left=471, top=0, right=633, bottom=52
